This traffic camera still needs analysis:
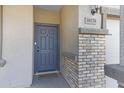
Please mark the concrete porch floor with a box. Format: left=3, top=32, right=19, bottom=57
left=30, top=73, right=70, bottom=88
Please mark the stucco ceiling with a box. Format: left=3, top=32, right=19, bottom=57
left=34, top=5, right=63, bottom=11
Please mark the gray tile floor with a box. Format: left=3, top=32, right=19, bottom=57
left=31, top=73, right=70, bottom=88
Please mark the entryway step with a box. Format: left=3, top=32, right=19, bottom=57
left=34, top=71, right=60, bottom=76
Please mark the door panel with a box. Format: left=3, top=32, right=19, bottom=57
left=34, top=24, right=58, bottom=73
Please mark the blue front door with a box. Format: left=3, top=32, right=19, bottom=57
left=34, top=24, right=59, bottom=73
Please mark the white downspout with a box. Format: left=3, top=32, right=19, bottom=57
left=0, top=6, right=6, bottom=67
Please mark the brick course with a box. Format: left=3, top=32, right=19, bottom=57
left=62, top=57, right=79, bottom=88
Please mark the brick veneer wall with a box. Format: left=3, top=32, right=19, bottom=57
left=78, top=34, right=106, bottom=88
left=62, top=57, right=79, bottom=88
left=62, top=33, right=106, bottom=88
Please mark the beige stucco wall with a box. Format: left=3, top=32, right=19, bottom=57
left=34, top=7, right=60, bottom=24
left=60, top=5, right=79, bottom=54
left=0, top=6, right=2, bottom=58
left=0, top=5, right=33, bottom=87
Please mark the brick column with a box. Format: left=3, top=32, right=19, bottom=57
left=78, top=34, right=106, bottom=88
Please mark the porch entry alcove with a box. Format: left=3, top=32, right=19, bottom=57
left=62, top=28, right=108, bottom=88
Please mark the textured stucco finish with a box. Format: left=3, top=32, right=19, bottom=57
left=101, top=6, right=120, bottom=16
left=34, top=7, right=60, bottom=24
left=60, top=5, right=79, bottom=54
left=120, top=6, right=124, bottom=66
left=0, top=6, right=33, bottom=87
left=0, top=6, right=2, bottom=59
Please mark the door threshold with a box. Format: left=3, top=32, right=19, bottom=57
left=34, top=71, right=60, bottom=76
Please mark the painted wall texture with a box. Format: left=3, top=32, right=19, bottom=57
left=60, top=5, right=79, bottom=54
left=120, top=6, right=124, bottom=66
left=0, top=5, right=33, bottom=87
left=34, top=7, right=60, bottom=24
left=101, top=5, right=120, bottom=9
left=105, top=19, right=120, bottom=88
left=0, top=6, right=2, bottom=59
left=106, top=19, right=120, bottom=65
left=105, top=6, right=120, bottom=88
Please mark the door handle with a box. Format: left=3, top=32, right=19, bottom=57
left=34, top=42, right=37, bottom=45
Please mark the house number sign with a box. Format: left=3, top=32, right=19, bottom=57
left=79, top=14, right=101, bottom=29
left=84, top=17, right=96, bottom=25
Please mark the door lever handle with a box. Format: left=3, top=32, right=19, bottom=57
left=34, top=42, right=37, bottom=45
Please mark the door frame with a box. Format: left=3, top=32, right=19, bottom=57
left=33, top=23, right=60, bottom=74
